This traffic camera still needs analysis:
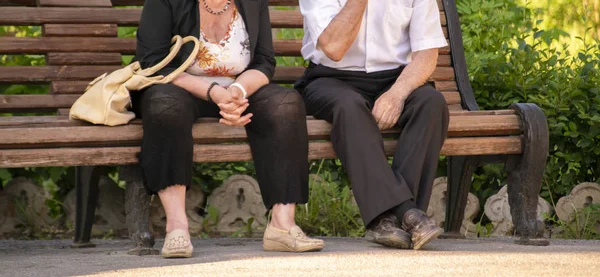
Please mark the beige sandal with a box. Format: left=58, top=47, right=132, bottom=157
left=162, top=229, right=193, bottom=258
left=263, top=225, right=324, bottom=252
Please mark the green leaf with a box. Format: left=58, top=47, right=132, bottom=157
left=234, top=166, right=247, bottom=172
left=548, top=55, right=558, bottom=66
left=0, top=168, right=13, bottom=187
left=534, top=30, right=544, bottom=39
left=569, top=122, right=577, bottom=131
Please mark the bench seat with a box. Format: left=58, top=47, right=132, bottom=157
left=0, top=112, right=523, bottom=167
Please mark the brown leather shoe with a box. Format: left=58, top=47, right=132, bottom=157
left=401, top=208, right=443, bottom=250
left=263, top=225, right=324, bottom=252
left=365, top=213, right=411, bottom=249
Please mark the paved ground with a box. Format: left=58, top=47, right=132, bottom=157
left=1, top=237, right=599, bottom=277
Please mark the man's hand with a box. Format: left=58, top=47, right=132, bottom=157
left=212, top=86, right=253, bottom=126
left=372, top=88, right=407, bottom=130
left=372, top=48, right=440, bottom=130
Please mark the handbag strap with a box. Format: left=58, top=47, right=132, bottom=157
left=137, top=35, right=199, bottom=78
left=158, top=36, right=201, bottom=83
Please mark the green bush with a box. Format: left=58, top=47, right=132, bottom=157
left=545, top=203, right=600, bottom=240
left=458, top=0, right=600, bottom=204
left=295, top=160, right=364, bottom=237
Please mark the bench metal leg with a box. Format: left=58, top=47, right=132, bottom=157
left=72, top=166, right=102, bottom=248
left=441, top=156, right=477, bottom=239
left=506, top=103, right=550, bottom=246
left=120, top=165, right=158, bottom=255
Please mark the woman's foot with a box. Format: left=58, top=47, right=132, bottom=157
left=162, top=229, right=193, bottom=258
left=158, top=185, right=193, bottom=258
left=263, top=224, right=324, bottom=252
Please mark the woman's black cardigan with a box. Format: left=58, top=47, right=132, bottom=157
left=133, top=0, right=276, bottom=81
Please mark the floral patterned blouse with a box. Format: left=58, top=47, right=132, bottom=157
left=186, top=7, right=251, bottom=87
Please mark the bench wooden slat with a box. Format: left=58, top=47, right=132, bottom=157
left=444, top=91, right=461, bottom=105
left=0, top=37, right=136, bottom=54
left=0, top=88, right=460, bottom=112
left=0, top=95, right=80, bottom=112
left=38, top=23, right=447, bottom=40
left=39, top=0, right=112, bottom=7
left=431, top=67, right=455, bottom=81
left=451, top=110, right=516, bottom=116
left=438, top=55, right=451, bottom=67
left=0, top=115, right=522, bottom=148
left=107, top=0, right=446, bottom=9
left=0, top=8, right=303, bottom=28
left=268, top=9, right=304, bottom=29
left=440, top=43, right=450, bottom=55
left=435, top=81, right=458, bottom=91
left=110, top=0, right=306, bottom=6
left=0, top=116, right=76, bottom=128
left=0, top=37, right=454, bottom=64
left=0, top=37, right=304, bottom=56
left=0, top=7, right=446, bottom=28
left=50, top=81, right=90, bottom=94
left=0, top=110, right=518, bottom=128
left=49, top=88, right=462, bottom=106
left=46, top=52, right=123, bottom=65
left=52, top=66, right=454, bottom=93
left=0, top=65, right=299, bottom=83
left=43, top=24, right=118, bottom=37
left=0, top=0, right=36, bottom=6
left=448, top=104, right=463, bottom=111
left=0, top=136, right=522, bottom=168
left=0, top=66, right=454, bottom=85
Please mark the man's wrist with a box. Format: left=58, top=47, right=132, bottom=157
left=389, top=85, right=410, bottom=100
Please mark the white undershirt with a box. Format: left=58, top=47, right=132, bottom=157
left=300, top=0, right=448, bottom=73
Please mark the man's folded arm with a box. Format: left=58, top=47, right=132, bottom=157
left=300, top=0, right=367, bottom=62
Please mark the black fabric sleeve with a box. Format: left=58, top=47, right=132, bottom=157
left=134, top=0, right=178, bottom=77
left=245, top=0, right=276, bottom=81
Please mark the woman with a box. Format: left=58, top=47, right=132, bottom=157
left=133, top=0, right=324, bottom=258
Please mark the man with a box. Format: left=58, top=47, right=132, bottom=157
left=295, top=0, right=450, bottom=250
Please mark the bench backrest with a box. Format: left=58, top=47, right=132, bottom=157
left=0, top=0, right=474, bottom=114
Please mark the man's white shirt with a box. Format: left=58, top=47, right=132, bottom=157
left=299, top=0, right=448, bottom=73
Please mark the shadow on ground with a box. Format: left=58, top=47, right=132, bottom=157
left=1, top=237, right=599, bottom=277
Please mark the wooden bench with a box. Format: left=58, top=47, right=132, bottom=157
left=0, top=0, right=550, bottom=252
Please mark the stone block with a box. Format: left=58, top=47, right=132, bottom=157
left=555, top=182, right=600, bottom=233
left=426, top=177, right=480, bottom=236
left=64, top=176, right=126, bottom=234
left=207, top=175, right=267, bottom=234
left=484, top=185, right=551, bottom=236
left=0, top=177, right=56, bottom=234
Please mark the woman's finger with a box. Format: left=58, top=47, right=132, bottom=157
left=218, top=102, right=243, bottom=112
left=219, top=111, right=241, bottom=121
left=219, top=118, right=234, bottom=126
left=219, top=103, right=249, bottom=118
left=233, top=97, right=248, bottom=106
left=230, top=103, right=250, bottom=116
left=231, top=113, right=253, bottom=126
left=219, top=113, right=252, bottom=126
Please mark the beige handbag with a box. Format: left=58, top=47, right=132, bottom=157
left=69, top=35, right=200, bottom=126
